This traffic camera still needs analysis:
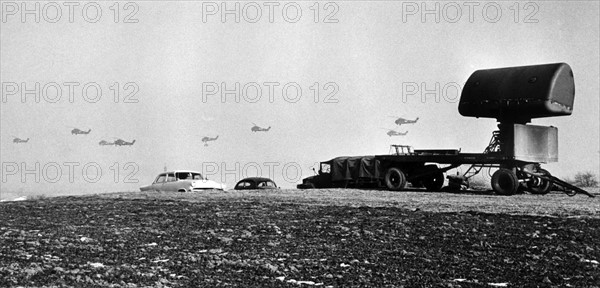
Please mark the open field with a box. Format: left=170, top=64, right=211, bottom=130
left=1, top=188, right=599, bottom=287
left=96, top=188, right=600, bottom=218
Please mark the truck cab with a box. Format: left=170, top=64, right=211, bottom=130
left=297, top=162, right=334, bottom=189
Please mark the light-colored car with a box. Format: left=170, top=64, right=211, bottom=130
left=140, top=170, right=226, bottom=192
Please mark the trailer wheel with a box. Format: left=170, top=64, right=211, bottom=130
left=423, top=172, right=445, bottom=191
left=528, top=169, right=552, bottom=195
left=491, top=168, right=519, bottom=196
left=385, top=168, right=407, bottom=191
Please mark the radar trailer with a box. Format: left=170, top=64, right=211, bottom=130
left=298, top=63, right=594, bottom=197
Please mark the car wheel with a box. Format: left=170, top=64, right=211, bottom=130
left=385, top=167, right=406, bottom=191
left=423, top=172, right=445, bottom=191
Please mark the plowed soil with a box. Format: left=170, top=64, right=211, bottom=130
left=1, top=189, right=599, bottom=287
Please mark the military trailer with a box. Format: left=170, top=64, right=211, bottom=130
left=298, top=63, right=594, bottom=197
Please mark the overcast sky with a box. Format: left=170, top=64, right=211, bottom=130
left=1, top=1, right=599, bottom=198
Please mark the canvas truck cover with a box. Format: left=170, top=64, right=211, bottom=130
left=329, top=156, right=381, bottom=182
left=459, top=63, right=574, bottom=122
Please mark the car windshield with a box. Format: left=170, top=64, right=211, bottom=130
left=155, top=175, right=166, bottom=183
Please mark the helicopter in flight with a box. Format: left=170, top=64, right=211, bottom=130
left=98, top=140, right=115, bottom=146
left=201, top=135, right=219, bottom=146
left=114, top=139, right=136, bottom=146
left=381, top=129, right=408, bottom=137
left=12, top=137, right=30, bottom=143
left=71, top=128, right=92, bottom=135
left=251, top=123, right=271, bottom=132
left=391, top=116, right=419, bottom=126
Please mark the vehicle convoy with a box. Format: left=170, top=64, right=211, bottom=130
left=298, top=63, right=594, bottom=197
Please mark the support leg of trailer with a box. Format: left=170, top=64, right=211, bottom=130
left=521, top=170, right=595, bottom=198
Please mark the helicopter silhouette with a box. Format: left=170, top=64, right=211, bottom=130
left=391, top=116, right=419, bottom=126
left=201, top=135, right=219, bottom=146
left=114, top=139, right=135, bottom=146
left=251, top=123, right=271, bottom=132
left=98, top=140, right=115, bottom=146
left=71, top=128, right=91, bottom=135
left=381, top=129, right=408, bottom=137
left=12, top=137, right=30, bottom=143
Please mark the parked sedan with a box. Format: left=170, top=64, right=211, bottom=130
left=234, top=177, right=279, bottom=190
left=140, top=170, right=226, bottom=192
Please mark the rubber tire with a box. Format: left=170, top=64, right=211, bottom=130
left=528, top=169, right=552, bottom=195
left=423, top=172, right=445, bottom=191
left=491, top=168, right=519, bottom=196
left=385, top=168, right=407, bottom=191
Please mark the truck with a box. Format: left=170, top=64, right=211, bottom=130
left=297, top=63, right=594, bottom=197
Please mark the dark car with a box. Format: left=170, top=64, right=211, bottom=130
left=234, top=177, right=278, bottom=190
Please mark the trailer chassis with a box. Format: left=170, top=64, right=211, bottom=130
left=376, top=150, right=594, bottom=197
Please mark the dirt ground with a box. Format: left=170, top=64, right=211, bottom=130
left=1, top=189, right=599, bottom=287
